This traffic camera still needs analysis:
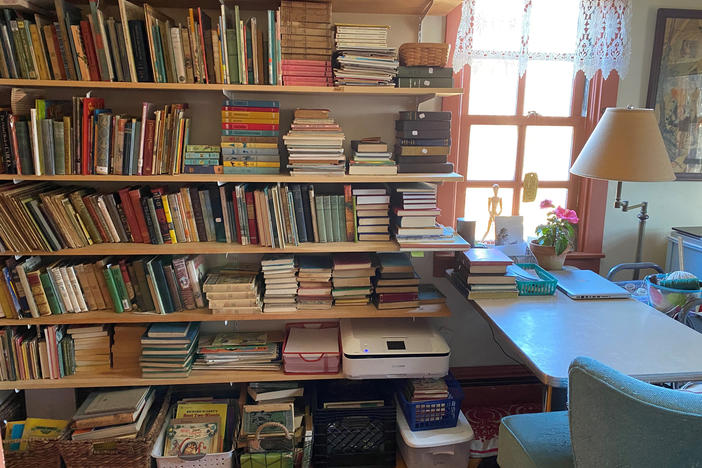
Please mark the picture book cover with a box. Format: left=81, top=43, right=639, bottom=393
left=175, top=402, right=228, bottom=451
left=210, top=332, right=268, bottom=347
left=20, top=418, right=69, bottom=450
left=163, top=416, right=219, bottom=456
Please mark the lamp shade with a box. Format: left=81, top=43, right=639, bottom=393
left=570, top=107, right=675, bottom=182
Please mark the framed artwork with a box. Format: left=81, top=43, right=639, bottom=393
left=646, top=9, right=702, bottom=180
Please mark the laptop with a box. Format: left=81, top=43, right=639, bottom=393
left=548, top=269, right=631, bottom=300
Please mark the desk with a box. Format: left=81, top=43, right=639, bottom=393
left=473, top=292, right=702, bottom=409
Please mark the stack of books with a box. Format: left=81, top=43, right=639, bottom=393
left=193, top=331, right=283, bottom=371
left=282, top=59, right=333, bottom=86
left=397, top=66, right=454, bottom=88
left=349, top=138, right=396, bottom=175
left=283, top=108, right=345, bottom=175
left=111, top=325, right=147, bottom=373
left=333, top=24, right=398, bottom=86
left=203, top=268, right=262, bottom=314
left=221, top=100, right=281, bottom=175
left=452, top=249, right=517, bottom=299
left=353, top=186, right=390, bottom=241
left=395, top=111, right=454, bottom=173
left=279, top=0, right=332, bottom=83
left=70, top=387, right=156, bottom=441
left=183, top=145, right=221, bottom=175
left=140, top=322, right=200, bottom=378
left=391, top=183, right=447, bottom=246
left=373, top=253, right=419, bottom=309
left=332, top=253, right=374, bottom=306
left=261, top=255, right=298, bottom=313
left=400, top=377, right=449, bottom=402
left=297, top=256, right=333, bottom=309
left=68, top=325, right=111, bottom=374
left=248, top=382, right=304, bottom=404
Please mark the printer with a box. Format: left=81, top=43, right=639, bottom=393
left=340, top=318, right=450, bottom=379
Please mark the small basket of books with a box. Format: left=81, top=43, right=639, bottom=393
left=3, top=418, right=70, bottom=468
left=58, top=387, right=170, bottom=468
left=396, top=373, right=464, bottom=431
left=398, top=43, right=450, bottom=67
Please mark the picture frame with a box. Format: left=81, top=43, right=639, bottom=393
left=646, top=9, right=702, bottom=180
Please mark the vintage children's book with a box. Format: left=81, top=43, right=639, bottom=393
left=163, top=416, right=219, bottom=456
left=20, top=418, right=68, bottom=449
left=175, top=401, right=228, bottom=451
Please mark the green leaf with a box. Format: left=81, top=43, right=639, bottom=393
left=555, top=237, right=568, bottom=256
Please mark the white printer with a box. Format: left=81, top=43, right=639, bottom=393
left=340, top=318, right=450, bottom=379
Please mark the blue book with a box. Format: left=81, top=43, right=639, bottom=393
left=224, top=100, right=280, bottom=108
left=298, top=255, right=332, bottom=271
left=221, top=130, right=280, bottom=137
left=146, top=321, right=198, bottom=338
left=8, top=422, right=24, bottom=450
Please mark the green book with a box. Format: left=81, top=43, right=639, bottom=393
left=19, top=20, right=37, bottom=79
left=102, top=266, right=124, bottom=313
left=14, top=120, right=34, bottom=175
left=39, top=271, right=63, bottom=315
left=9, top=20, right=29, bottom=79
left=110, top=264, right=131, bottom=311
left=226, top=28, right=239, bottom=84
left=315, top=194, right=326, bottom=243
left=151, top=24, right=167, bottom=83
left=322, top=195, right=333, bottom=243
left=330, top=195, right=340, bottom=243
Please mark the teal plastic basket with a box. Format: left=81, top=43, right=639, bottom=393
left=513, top=263, right=558, bottom=296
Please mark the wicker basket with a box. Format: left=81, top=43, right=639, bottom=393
left=4, top=432, right=69, bottom=468
left=399, top=43, right=449, bottom=67
left=58, top=389, right=171, bottom=468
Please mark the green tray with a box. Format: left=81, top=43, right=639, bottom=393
left=513, top=263, right=558, bottom=296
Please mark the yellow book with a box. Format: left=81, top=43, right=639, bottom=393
left=161, top=194, right=178, bottom=244
left=20, top=418, right=68, bottom=450
left=175, top=402, right=228, bottom=452
left=28, top=24, right=51, bottom=80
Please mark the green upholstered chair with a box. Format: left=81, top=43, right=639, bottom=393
left=497, top=356, right=702, bottom=468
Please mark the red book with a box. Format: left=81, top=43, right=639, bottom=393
left=7, top=115, right=22, bottom=174
left=128, top=188, right=151, bottom=243
left=117, top=188, right=143, bottom=243
left=281, top=59, right=331, bottom=67
left=79, top=20, right=101, bottom=81
left=81, top=97, right=104, bottom=174
left=118, top=260, right=133, bottom=310
left=231, top=190, right=242, bottom=244
left=48, top=25, right=67, bottom=80
left=221, top=123, right=279, bottom=131
left=244, top=190, right=258, bottom=245
left=83, top=194, right=110, bottom=242
left=463, top=248, right=513, bottom=266
left=222, top=106, right=280, bottom=112
left=142, top=119, right=156, bottom=176
left=377, top=292, right=419, bottom=303
left=150, top=187, right=171, bottom=244
left=172, top=256, right=195, bottom=309
left=138, top=103, right=155, bottom=174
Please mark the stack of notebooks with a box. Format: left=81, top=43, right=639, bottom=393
left=203, top=268, right=262, bottom=314
left=332, top=253, right=374, bottom=306
left=452, top=249, right=517, bottom=299
left=282, top=59, right=332, bottom=86
left=349, top=138, right=396, bottom=175
left=221, top=100, right=281, bottom=174
left=68, top=325, right=111, bottom=375
left=261, top=255, right=298, bottom=313
left=397, top=66, right=454, bottom=88
left=112, top=325, right=147, bottom=373
left=0, top=325, right=75, bottom=381
left=373, top=253, right=420, bottom=309
left=140, top=322, right=200, bottom=378
left=391, top=183, right=450, bottom=247
left=333, top=24, right=398, bottom=86
left=283, top=108, right=345, bottom=175
left=353, top=186, right=390, bottom=241
left=297, top=255, right=333, bottom=309
left=395, top=111, right=453, bottom=173
left=183, top=145, right=221, bottom=175
left=193, top=331, right=283, bottom=371
left=70, top=387, right=156, bottom=441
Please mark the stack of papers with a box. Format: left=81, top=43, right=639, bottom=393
left=193, top=332, right=283, bottom=371
left=334, top=24, right=398, bottom=86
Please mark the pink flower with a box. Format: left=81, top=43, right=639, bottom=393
left=540, top=199, right=554, bottom=209
left=554, top=206, right=579, bottom=224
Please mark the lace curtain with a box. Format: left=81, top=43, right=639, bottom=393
left=452, top=0, right=631, bottom=80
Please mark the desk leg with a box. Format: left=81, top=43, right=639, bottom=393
left=544, top=386, right=552, bottom=412
left=544, top=386, right=568, bottom=412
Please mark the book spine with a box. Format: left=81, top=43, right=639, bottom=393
left=79, top=21, right=101, bottom=81
left=315, top=193, right=325, bottom=243
left=343, top=185, right=355, bottom=242
left=150, top=188, right=172, bottom=244
left=244, top=190, right=258, bottom=245
left=160, top=192, right=178, bottom=244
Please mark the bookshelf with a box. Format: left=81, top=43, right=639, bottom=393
left=0, top=303, right=450, bottom=325
left=0, top=172, right=464, bottom=183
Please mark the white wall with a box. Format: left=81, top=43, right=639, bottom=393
left=602, top=0, right=702, bottom=274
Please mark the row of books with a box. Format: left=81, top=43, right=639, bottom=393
left=0, top=254, right=205, bottom=319
left=0, top=1, right=284, bottom=85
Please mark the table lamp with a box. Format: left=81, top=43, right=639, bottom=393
left=569, top=107, right=675, bottom=273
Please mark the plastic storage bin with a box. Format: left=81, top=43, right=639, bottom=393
left=513, top=264, right=558, bottom=296
left=283, top=322, right=340, bottom=374
left=397, top=374, right=464, bottom=431
left=151, top=414, right=234, bottom=468
left=397, top=404, right=474, bottom=468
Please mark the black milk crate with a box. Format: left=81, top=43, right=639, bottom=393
left=312, top=381, right=396, bottom=468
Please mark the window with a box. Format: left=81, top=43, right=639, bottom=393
left=453, top=0, right=586, bottom=242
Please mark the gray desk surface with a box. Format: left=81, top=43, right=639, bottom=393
left=474, top=291, right=702, bottom=387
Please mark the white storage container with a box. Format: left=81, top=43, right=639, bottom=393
left=397, top=403, right=474, bottom=468
left=151, top=415, right=234, bottom=468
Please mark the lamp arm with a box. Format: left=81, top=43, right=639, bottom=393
left=613, top=181, right=650, bottom=278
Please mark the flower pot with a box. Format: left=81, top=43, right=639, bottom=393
left=529, top=241, right=569, bottom=270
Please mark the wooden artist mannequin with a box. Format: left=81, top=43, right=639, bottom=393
left=482, top=184, right=502, bottom=241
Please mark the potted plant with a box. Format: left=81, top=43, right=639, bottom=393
left=529, top=200, right=579, bottom=270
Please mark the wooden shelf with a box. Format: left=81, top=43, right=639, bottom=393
left=0, top=303, right=449, bottom=325
left=0, top=368, right=345, bottom=390
left=0, top=79, right=462, bottom=98
left=0, top=240, right=407, bottom=256
left=0, top=172, right=465, bottom=184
